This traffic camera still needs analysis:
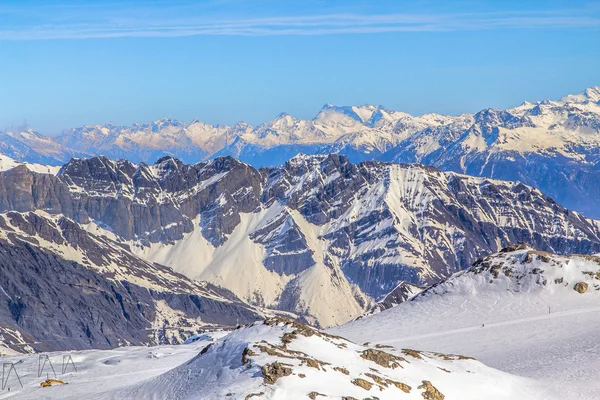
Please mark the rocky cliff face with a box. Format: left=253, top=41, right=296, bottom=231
left=0, top=210, right=265, bottom=353
left=262, top=155, right=600, bottom=300
left=0, top=154, right=598, bottom=327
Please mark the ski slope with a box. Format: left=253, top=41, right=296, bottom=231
left=331, top=246, right=600, bottom=399
left=0, top=319, right=546, bottom=399
left=334, top=306, right=600, bottom=399
left=0, top=334, right=226, bottom=399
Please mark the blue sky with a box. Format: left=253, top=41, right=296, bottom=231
left=1, top=0, right=599, bottom=134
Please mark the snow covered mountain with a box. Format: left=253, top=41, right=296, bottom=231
left=113, top=317, right=543, bottom=400
left=331, top=244, right=600, bottom=399
left=0, top=129, right=86, bottom=165
left=55, top=119, right=241, bottom=165
left=338, top=243, right=600, bottom=335
left=0, top=153, right=61, bottom=174
left=1, top=153, right=598, bottom=328
left=2, top=87, right=599, bottom=218
left=0, top=317, right=545, bottom=400
left=383, top=86, right=600, bottom=218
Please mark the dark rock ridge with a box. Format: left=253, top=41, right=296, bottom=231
left=368, top=282, right=424, bottom=314
left=0, top=153, right=599, bottom=326
left=0, top=211, right=263, bottom=353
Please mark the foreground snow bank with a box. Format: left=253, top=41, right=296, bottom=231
left=116, top=317, right=543, bottom=400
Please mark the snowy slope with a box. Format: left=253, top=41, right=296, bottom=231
left=0, top=154, right=61, bottom=174
left=0, top=319, right=546, bottom=400
left=335, top=244, right=600, bottom=334
left=110, top=317, right=543, bottom=400
left=331, top=245, right=600, bottom=399
left=0, top=333, right=226, bottom=399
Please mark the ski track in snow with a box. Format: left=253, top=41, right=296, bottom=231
left=381, top=307, right=600, bottom=400
left=331, top=250, right=600, bottom=400
left=387, top=304, right=600, bottom=342
left=335, top=307, right=600, bottom=400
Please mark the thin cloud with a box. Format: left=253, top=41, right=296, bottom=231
left=1, top=10, right=599, bottom=40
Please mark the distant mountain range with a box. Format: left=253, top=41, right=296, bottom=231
left=2, top=86, right=599, bottom=218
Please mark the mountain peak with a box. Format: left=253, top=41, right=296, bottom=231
left=153, top=117, right=181, bottom=126
left=583, top=86, right=600, bottom=102
left=275, top=111, right=291, bottom=119
left=560, top=86, right=600, bottom=104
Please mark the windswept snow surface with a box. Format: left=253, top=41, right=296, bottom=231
left=331, top=246, right=600, bottom=399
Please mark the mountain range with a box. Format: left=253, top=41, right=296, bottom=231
left=2, top=86, right=599, bottom=218
left=0, top=153, right=598, bottom=333
left=0, top=150, right=598, bottom=397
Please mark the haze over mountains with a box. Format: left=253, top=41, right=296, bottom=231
left=2, top=87, right=600, bottom=218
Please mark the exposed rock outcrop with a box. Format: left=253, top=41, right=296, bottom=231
left=574, top=282, right=588, bottom=293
